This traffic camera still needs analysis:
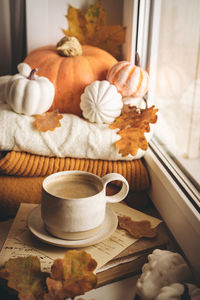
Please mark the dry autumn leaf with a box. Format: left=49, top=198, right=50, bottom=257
left=109, top=105, right=158, bottom=157
left=63, top=1, right=126, bottom=58
left=0, top=256, right=48, bottom=300
left=45, top=250, right=97, bottom=299
left=0, top=251, right=97, bottom=300
left=118, top=216, right=158, bottom=239
left=34, top=111, right=63, bottom=132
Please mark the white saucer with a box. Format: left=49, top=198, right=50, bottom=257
left=27, top=205, right=118, bottom=248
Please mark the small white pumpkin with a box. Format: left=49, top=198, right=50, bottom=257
left=5, top=63, right=55, bottom=115
left=156, top=283, right=200, bottom=300
left=80, top=80, right=123, bottom=124
left=17, top=62, right=33, bottom=77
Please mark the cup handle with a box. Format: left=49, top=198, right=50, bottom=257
left=102, top=173, right=129, bottom=203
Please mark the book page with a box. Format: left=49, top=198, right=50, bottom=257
left=86, top=202, right=161, bottom=268
left=0, top=203, right=162, bottom=272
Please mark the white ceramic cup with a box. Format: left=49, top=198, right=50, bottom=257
left=41, top=170, right=129, bottom=240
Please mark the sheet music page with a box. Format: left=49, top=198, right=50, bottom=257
left=0, top=203, right=162, bottom=272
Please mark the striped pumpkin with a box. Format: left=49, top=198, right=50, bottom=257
left=106, top=61, right=149, bottom=98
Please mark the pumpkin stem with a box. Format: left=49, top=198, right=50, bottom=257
left=135, top=52, right=140, bottom=66
left=143, top=94, right=148, bottom=108
left=56, top=36, right=82, bottom=57
left=28, top=68, right=38, bottom=80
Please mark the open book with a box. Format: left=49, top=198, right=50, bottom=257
left=0, top=203, right=169, bottom=287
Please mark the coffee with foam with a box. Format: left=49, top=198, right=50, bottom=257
left=46, top=177, right=100, bottom=199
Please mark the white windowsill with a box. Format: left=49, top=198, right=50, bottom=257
left=144, top=145, right=200, bottom=283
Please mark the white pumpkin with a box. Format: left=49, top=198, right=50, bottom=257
left=80, top=80, right=123, bottom=124
left=156, top=283, right=200, bottom=300
left=5, top=63, right=55, bottom=115
left=17, top=62, right=33, bottom=77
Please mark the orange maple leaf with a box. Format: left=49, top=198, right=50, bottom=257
left=34, top=111, right=63, bottom=132
left=109, top=105, right=158, bottom=157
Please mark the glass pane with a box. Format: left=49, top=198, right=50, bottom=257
left=147, top=0, right=200, bottom=191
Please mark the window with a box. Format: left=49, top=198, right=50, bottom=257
left=123, top=0, right=200, bottom=280
left=148, top=0, right=200, bottom=202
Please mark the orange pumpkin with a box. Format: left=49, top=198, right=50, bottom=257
left=106, top=61, right=149, bottom=98
left=24, top=44, right=117, bottom=116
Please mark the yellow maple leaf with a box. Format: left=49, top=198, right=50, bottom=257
left=63, top=5, right=86, bottom=45
left=85, top=1, right=106, bottom=40
left=63, top=1, right=126, bottom=58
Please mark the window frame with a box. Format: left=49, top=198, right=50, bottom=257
left=122, top=0, right=200, bottom=281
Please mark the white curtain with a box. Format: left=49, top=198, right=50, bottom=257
left=0, top=0, right=26, bottom=76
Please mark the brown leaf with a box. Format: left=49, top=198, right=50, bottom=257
left=0, top=256, right=48, bottom=300
left=45, top=250, right=97, bottom=299
left=63, top=1, right=126, bottom=58
left=109, top=105, right=158, bottom=157
left=34, top=111, right=63, bottom=132
left=118, top=216, right=158, bottom=239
